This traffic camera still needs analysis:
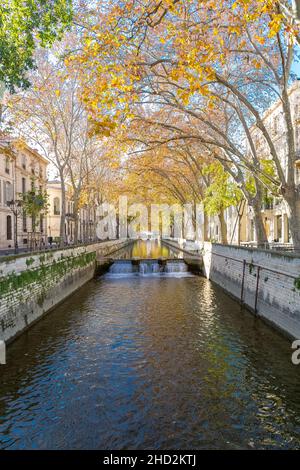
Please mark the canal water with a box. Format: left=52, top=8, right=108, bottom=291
left=107, top=240, right=190, bottom=278
left=111, top=238, right=183, bottom=260
left=0, top=241, right=300, bottom=449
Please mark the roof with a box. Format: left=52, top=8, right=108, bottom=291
left=0, top=134, right=17, bottom=157
left=47, top=180, right=73, bottom=191
left=0, top=132, right=49, bottom=165
left=14, top=139, right=49, bottom=166
left=47, top=180, right=62, bottom=186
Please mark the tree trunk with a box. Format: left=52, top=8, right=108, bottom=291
left=73, top=199, right=79, bottom=245
left=218, top=210, right=228, bottom=244
left=282, top=188, right=300, bottom=248
left=251, top=200, right=269, bottom=248
left=203, top=212, right=209, bottom=241
left=74, top=214, right=79, bottom=245
left=59, top=176, right=66, bottom=246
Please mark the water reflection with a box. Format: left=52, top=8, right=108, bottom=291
left=0, top=276, right=300, bottom=449
left=115, top=239, right=182, bottom=259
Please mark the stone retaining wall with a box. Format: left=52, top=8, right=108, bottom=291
left=0, top=240, right=129, bottom=344
left=203, top=243, right=300, bottom=339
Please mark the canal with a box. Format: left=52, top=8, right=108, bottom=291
left=0, top=241, right=300, bottom=449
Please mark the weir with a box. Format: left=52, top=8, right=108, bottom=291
left=96, top=239, right=203, bottom=276
left=106, top=258, right=192, bottom=277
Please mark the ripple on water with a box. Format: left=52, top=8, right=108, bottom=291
left=0, top=275, right=300, bottom=449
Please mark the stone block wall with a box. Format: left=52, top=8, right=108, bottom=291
left=0, top=240, right=129, bottom=343
left=203, top=243, right=300, bottom=339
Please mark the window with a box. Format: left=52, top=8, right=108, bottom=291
left=54, top=197, right=60, bottom=215
left=23, top=211, right=27, bottom=232
left=250, top=219, right=255, bottom=241
left=0, top=180, right=1, bottom=204
left=4, top=181, right=13, bottom=205
left=264, top=217, right=271, bottom=238
left=40, top=214, right=44, bottom=233
left=5, top=157, right=10, bottom=174
left=276, top=215, right=282, bottom=241
left=22, top=177, right=26, bottom=194
left=22, top=155, right=26, bottom=170
left=31, top=215, right=36, bottom=232
left=6, top=216, right=12, bottom=240
left=287, top=215, right=291, bottom=242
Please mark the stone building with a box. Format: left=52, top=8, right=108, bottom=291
left=0, top=135, right=48, bottom=251
left=197, top=81, right=300, bottom=247
left=47, top=181, right=97, bottom=245
left=207, top=203, right=248, bottom=245
left=47, top=181, right=75, bottom=244
left=244, top=81, right=300, bottom=245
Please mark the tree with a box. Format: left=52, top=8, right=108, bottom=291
left=71, top=0, right=300, bottom=247
left=203, top=163, right=243, bottom=245
left=10, top=41, right=100, bottom=245
left=67, top=136, right=115, bottom=243
left=19, top=185, right=49, bottom=244
left=0, top=0, right=72, bottom=92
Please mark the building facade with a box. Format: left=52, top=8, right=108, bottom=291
left=47, top=181, right=75, bottom=244
left=47, top=181, right=97, bottom=245
left=244, top=81, right=300, bottom=245
left=0, top=136, right=48, bottom=251
left=197, top=81, right=300, bottom=247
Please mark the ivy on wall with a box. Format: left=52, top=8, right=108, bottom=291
left=0, top=251, right=96, bottom=300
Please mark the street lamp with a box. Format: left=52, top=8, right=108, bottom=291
left=7, top=199, right=23, bottom=254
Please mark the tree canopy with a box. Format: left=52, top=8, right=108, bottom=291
left=0, top=0, right=73, bottom=91
left=7, top=0, right=300, bottom=247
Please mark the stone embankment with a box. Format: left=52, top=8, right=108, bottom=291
left=0, top=240, right=130, bottom=345
left=163, top=239, right=300, bottom=339
left=203, top=243, right=300, bottom=339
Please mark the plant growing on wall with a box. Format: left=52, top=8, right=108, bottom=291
left=294, top=277, right=300, bottom=291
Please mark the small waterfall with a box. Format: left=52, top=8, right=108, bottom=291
left=106, top=259, right=193, bottom=278
left=165, top=261, right=189, bottom=273
left=108, top=261, right=138, bottom=274
left=139, top=261, right=160, bottom=275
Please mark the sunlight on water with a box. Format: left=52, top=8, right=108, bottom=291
left=0, top=249, right=299, bottom=450
left=131, top=240, right=172, bottom=259
left=116, top=239, right=182, bottom=260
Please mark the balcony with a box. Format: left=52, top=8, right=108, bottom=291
left=261, top=201, right=274, bottom=211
